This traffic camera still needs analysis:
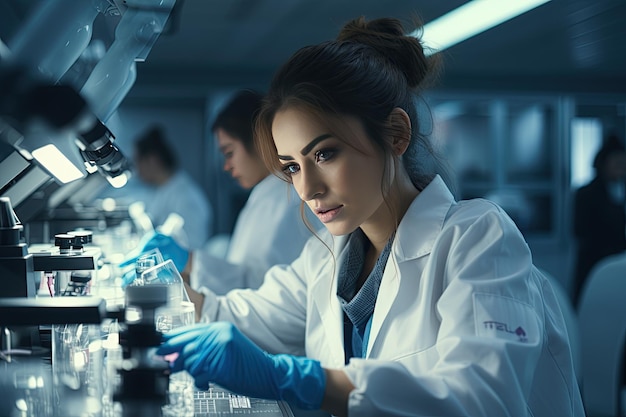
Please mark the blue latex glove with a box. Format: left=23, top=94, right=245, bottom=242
left=119, top=232, right=189, bottom=273
left=155, top=322, right=326, bottom=410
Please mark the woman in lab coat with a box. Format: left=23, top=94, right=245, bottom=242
left=133, top=125, right=213, bottom=250
left=157, top=17, right=585, bottom=417
left=188, top=90, right=318, bottom=294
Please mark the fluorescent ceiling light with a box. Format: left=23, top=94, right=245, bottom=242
left=415, top=0, right=551, bottom=55
left=31, top=144, right=85, bottom=184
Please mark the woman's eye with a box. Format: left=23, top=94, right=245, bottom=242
left=282, top=164, right=300, bottom=175
left=315, top=149, right=335, bottom=163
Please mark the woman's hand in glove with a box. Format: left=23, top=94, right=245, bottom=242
left=155, top=321, right=326, bottom=410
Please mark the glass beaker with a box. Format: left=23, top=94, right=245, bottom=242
left=51, top=323, right=104, bottom=417
left=139, top=259, right=190, bottom=305
left=132, top=248, right=165, bottom=286
left=100, top=319, right=123, bottom=417
left=157, top=301, right=195, bottom=417
left=138, top=259, right=196, bottom=417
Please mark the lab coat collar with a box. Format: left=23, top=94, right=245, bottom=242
left=159, top=170, right=184, bottom=189
left=317, top=174, right=455, bottom=268
left=311, top=233, right=351, bottom=367
left=393, top=174, right=455, bottom=263
left=310, top=176, right=455, bottom=364
left=255, top=174, right=283, bottom=191
left=248, top=175, right=292, bottom=204
left=367, top=175, right=455, bottom=357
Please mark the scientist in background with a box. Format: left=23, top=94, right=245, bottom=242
left=185, top=89, right=319, bottom=294
left=133, top=125, right=213, bottom=250
left=123, top=92, right=316, bottom=286
left=572, top=134, right=626, bottom=307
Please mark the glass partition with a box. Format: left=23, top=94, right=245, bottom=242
left=426, top=93, right=561, bottom=238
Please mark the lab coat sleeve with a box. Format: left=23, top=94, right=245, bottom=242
left=190, top=245, right=267, bottom=295
left=175, top=197, right=212, bottom=250
left=197, top=244, right=313, bottom=356
left=343, top=207, right=549, bottom=417
left=189, top=180, right=316, bottom=294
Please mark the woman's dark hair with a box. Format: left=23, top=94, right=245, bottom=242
left=134, top=125, right=178, bottom=171
left=255, top=16, right=447, bottom=192
left=212, top=89, right=264, bottom=154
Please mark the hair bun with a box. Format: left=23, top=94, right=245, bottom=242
left=337, top=16, right=434, bottom=89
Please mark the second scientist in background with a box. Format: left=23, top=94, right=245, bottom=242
left=187, top=90, right=319, bottom=294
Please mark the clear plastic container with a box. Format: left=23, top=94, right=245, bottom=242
left=139, top=259, right=190, bottom=305
left=51, top=323, right=105, bottom=417
left=157, top=301, right=195, bottom=417
left=137, top=260, right=194, bottom=417
left=131, top=248, right=164, bottom=287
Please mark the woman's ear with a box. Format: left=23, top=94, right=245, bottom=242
left=386, top=107, right=412, bottom=156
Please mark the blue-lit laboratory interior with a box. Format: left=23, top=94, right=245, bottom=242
left=1, top=1, right=625, bottom=416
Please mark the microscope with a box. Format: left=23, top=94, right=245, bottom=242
left=0, top=1, right=188, bottom=416
left=0, top=196, right=35, bottom=299
left=0, top=285, right=173, bottom=417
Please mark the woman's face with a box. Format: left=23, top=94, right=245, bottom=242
left=272, top=107, right=387, bottom=236
left=133, top=153, right=160, bottom=185
left=215, top=128, right=268, bottom=189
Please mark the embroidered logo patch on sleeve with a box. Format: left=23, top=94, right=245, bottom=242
left=473, top=292, right=540, bottom=345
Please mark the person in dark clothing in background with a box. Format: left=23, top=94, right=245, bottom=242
left=573, top=134, right=626, bottom=308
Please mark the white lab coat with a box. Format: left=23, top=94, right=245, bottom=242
left=145, top=170, right=213, bottom=250
left=198, top=175, right=584, bottom=417
left=190, top=175, right=318, bottom=294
